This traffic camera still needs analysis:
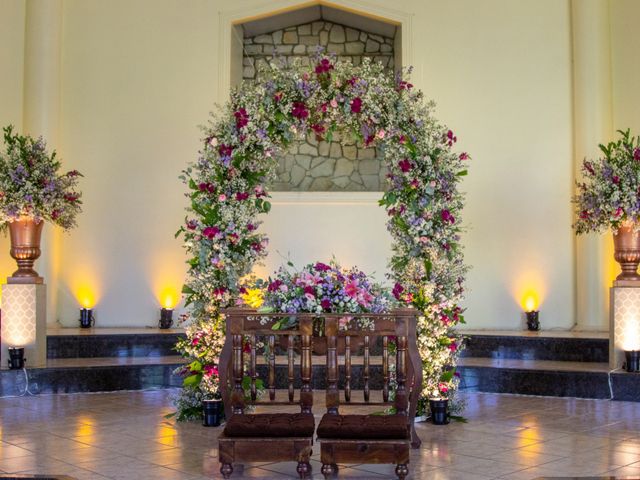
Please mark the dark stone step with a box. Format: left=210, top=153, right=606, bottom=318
left=460, top=334, right=609, bottom=363
left=3, top=358, right=638, bottom=402
left=0, top=362, right=183, bottom=397
left=47, top=332, right=185, bottom=358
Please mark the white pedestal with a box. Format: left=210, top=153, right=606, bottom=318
left=610, top=285, right=640, bottom=369
left=1, top=283, right=47, bottom=369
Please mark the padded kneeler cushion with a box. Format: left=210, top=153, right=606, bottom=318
left=317, top=414, right=410, bottom=440
left=224, top=413, right=315, bottom=437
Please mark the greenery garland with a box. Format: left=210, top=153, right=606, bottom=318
left=174, top=55, right=469, bottom=420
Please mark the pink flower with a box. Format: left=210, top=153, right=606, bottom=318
left=446, top=130, right=457, bottom=146
left=186, top=220, right=198, bottom=230
left=314, top=262, right=331, bottom=272
left=274, top=92, right=283, bottom=102
left=213, top=287, right=227, bottom=298
left=376, top=130, right=385, bottom=139
left=218, top=194, right=227, bottom=202
left=441, top=209, right=455, bottom=224
left=311, top=123, right=325, bottom=136
left=392, top=282, right=404, bottom=300
left=350, top=97, right=362, bottom=114
left=191, top=338, right=199, bottom=346
left=330, top=99, right=338, bottom=108
left=580, top=210, right=590, bottom=219
left=615, top=207, right=623, bottom=217
left=202, top=226, right=219, bottom=239
left=459, top=152, right=469, bottom=161
left=303, top=286, right=315, bottom=297
left=438, top=382, right=449, bottom=393
left=234, top=108, right=249, bottom=129
left=291, top=102, right=309, bottom=120
left=254, top=185, right=267, bottom=198
left=268, top=279, right=283, bottom=292
left=235, top=192, right=249, bottom=201
left=635, top=148, right=640, bottom=161
left=345, top=280, right=359, bottom=298
left=398, top=159, right=412, bottom=173
left=613, top=175, right=620, bottom=184
left=321, top=298, right=331, bottom=310
left=448, top=342, right=457, bottom=352
left=251, top=242, right=262, bottom=252
left=203, top=365, right=218, bottom=378
left=199, top=182, right=215, bottom=193
left=247, top=223, right=256, bottom=231
left=218, top=144, right=233, bottom=157
left=315, top=58, right=334, bottom=75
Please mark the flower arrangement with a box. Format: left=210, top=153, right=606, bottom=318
left=0, top=125, right=82, bottom=230
left=175, top=54, right=469, bottom=418
left=259, top=260, right=391, bottom=330
left=573, top=129, right=640, bottom=234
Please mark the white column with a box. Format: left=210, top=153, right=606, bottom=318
left=571, top=0, right=614, bottom=331
left=22, top=0, right=63, bottom=326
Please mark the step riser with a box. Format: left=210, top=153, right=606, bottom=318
left=4, top=363, right=638, bottom=403
left=461, top=336, right=609, bottom=363
left=47, top=334, right=185, bottom=359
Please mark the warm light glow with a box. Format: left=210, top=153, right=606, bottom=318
left=522, top=292, right=539, bottom=312
left=622, top=317, right=640, bottom=351
left=241, top=288, right=264, bottom=308
left=158, top=286, right=179, bottom=309
left=512, top=269, right=546, bottom=314
left=76, top=286, right=96, bottom=309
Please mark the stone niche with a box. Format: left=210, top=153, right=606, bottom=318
left=239, top=7, right=399, bottom=192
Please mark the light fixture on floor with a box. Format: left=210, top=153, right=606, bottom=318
left=523, top=295, right=540, bottom=331
left=79, top=308, right=94, bottom=328
left=7, top=346, right=25, bottom=369
left=159, top=307, right=173, bottom=329
left=625, top=350, right=640, bottom=372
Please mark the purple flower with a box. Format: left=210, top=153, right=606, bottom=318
left=392, top=282, right=404, bottom=300
left=202, top=226, right=219, bottom=239
left=441, top=209, right=455, bottom=224
left=234, top=108, right=249, bottom=129
left=398, top=159, right=412, bottom=173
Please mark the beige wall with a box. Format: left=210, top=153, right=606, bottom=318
left=0, top=0, right=625, bottom=329
left=0, top=0, right=26, bottom=291
left=611, top=0, right=640, bottom=133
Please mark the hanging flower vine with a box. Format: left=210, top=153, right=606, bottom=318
left=174, top=55, right=469, bottom=420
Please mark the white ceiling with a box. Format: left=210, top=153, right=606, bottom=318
left=240, top=4, right=398, bottom=39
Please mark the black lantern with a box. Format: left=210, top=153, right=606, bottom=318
left=79, top=308, right=94, bottom=328
left=625, top=350, right=640, bottom=373
left=159, top=308, right=173, bottom=329
left=8, top=347, right=25, bottom=370
left=526, top=310, right=540, bottom=331
left=202, top=399, right=224, bottom=427
left=429, top=398, right=450, bottom=425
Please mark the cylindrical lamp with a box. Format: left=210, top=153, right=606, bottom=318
left=79, top=308, right=94, bottom=328
left=526, top=310, right=540, bottom=331
left=159, top=308, right=173, bottom=329
left=429, top=398, right=450, bottom=425
left=625, top=350, right=640, bottom=373
left=202, top=398, right=224, bottom=427
left=8, top=347, right=25, bottom=370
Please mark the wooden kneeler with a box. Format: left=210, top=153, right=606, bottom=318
left=218, top=308, right=315, bottom=479
left=316, top=309, right=422, bottom=480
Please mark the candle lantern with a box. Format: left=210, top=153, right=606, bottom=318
left=429, top=398, right=450, bottom=425
left=524, top=295, right=540, bottom=331
left=159, top=308, right=173, bottom=329
left=202, top=398, right=224, bottom=427
left=625, top=350, right=640, bottom=373
left=79, top=308, right=94, bottom=328
left=8, top=346, right=25, bottom=370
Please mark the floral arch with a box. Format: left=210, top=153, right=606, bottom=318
left=174, top=55, right=469, bottom=419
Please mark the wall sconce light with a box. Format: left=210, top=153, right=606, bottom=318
left=523, top=295, right=540, bottom=331
left=79, top=308, right=94, bottom=328
left=159, top=308, right=173, bottom=329
left=8, top=346, right=25, bottom=370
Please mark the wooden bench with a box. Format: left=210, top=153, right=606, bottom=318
left=316, top=308, right=421, bottom=480
left=217, top=307, right=422, bottom=479
left=218, top=308, right=315, bottom=479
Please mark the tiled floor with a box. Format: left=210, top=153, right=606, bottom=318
left=1, top=390, right=640, bottom=479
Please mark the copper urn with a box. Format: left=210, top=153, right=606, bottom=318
left=8, top=216, right=44, bottom=283
left=613, top=224, right=640, bottom=281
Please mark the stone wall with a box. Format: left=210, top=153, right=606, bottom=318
left=242, top=21, right=394, bottom=191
